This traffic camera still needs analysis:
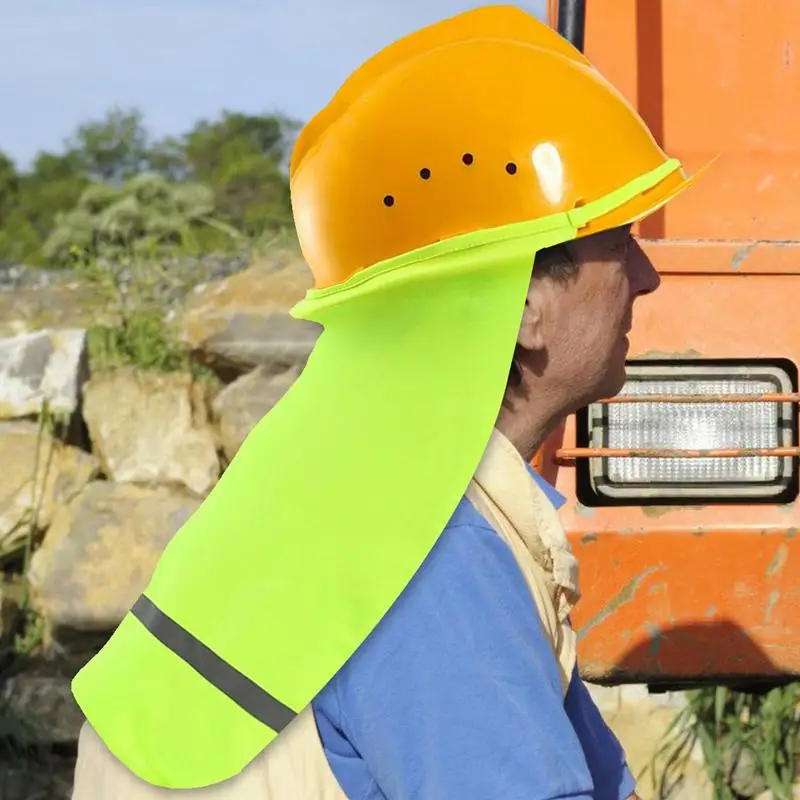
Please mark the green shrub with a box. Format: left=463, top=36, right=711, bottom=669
left=653, top=685, right=800, bottom=800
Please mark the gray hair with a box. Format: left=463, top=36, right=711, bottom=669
left=531, top=242, right=581, bottom=282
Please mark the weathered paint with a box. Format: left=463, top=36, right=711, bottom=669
left=543, top=0, right=800, bottom=685
left=566, top=524, right=800, bottom=682
left=576, top=567, right=662, bottom=643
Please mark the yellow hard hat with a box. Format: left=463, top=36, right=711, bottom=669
left=290, top=4, right=696, bottom=290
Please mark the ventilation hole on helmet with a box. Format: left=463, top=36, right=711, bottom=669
left=383, top=195, right=395, bottom=207
left=505, top=162, right=518, bottom=175
left=462, top=153, right=474, bottom=165
left=419, top=167, right=431, bottom=180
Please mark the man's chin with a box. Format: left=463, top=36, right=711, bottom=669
left=600, top=364, right=629, bottom=402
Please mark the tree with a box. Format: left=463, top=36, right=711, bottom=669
left=0, top=107, right=301, bottom=265
left=65, top=107, right=151, bottom=183
left=0, top=150, right=88, bottom=264
left=43, top=172, right=218, bottom=263
left=0, top=152, right=19, bottom=220
left=178, top=111, right=298, bottom=236
left=18, top=151, right=89, bottom=235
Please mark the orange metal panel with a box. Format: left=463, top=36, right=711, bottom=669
left=551, top=0, right=800, bottom=247
left=544, top=0, right=800, bottom=683
left=580, top=0, right=800, bottom=244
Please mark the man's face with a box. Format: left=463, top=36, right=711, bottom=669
left=517, top=225, right=660, bottom=410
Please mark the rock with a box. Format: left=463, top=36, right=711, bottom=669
left=212, top=365, right=301, bottom=460
left=2, top=674, right=84, bottom=746
left=728, top=745, right=767, bottom=798
left=28, top=481, right=201, bottom=632
left=180, top=257, right=321, bottom=379
left=0, top=329, right=88, bottom=420
left=0, top=755, right=75, bottom=800
left=82, top=368, right=219, bottom=496
left=755, top=785, right=800, bottom=800
left=0, top=283, right=114, bottom=339
left=586, top=683, right=621, bottom=712
left=0, top=422, right=99, bottom=552
left=0, top=654, right=93, bottom=796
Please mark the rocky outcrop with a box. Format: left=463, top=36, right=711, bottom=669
left=0, top=256, right=325, bottom=782
left=28, top=481, right=201, bottom=633
left=0, top=283, right=112, bottom=340
left=82, top=369, right=219, bottom=497
left=212, top=364, right=301, bottom=460
left=0, top=422, right=99, bottom=551
left=181, top=257, right=321, bottom=379
left=0, top=329, right=88, bottom=419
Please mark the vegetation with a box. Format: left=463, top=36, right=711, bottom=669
left=43, top=173, right=218, bottom=263
left=652, top=684, right=800, bottom=800
left=0, top=106, right=301, bottom=378
left=71, top=244, right=217, bottom=379
left=0, top=106, right=298, bottom=266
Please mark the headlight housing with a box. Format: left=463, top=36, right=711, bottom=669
left=582, top=362, right=797, bottom=502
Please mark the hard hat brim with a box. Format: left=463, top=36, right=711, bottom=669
left=581, top=157, right=716, bottom=238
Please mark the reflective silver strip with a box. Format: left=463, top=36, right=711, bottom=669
left=131, top=594, right=296, bottom=732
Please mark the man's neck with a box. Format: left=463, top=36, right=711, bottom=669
left=495, top=386, right=571, bottom=463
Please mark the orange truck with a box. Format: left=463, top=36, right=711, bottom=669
left=541, top=0, right=800, bottom=689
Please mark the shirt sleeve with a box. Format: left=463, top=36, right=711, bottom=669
left=564, top=671, right=637, bottom=800
left=314, top=518, right=596, bottom=800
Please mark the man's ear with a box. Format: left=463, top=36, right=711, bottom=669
left=517, top=283, right=546, bottom=351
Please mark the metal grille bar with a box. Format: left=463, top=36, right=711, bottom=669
left=597, top=393, right=800, bottom=405
left=557, top=446, right=800, bottom=460
left=557, top=392, right=800, bottom=461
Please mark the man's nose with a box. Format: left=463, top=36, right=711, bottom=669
left=629, top=240, right=661, bottom=296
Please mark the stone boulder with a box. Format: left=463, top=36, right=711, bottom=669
left=212, top=365, right=301, bottom=460
left=2, top=670, right=86, bottom=746
left=82, top=368, right=219, bottom=497
left=0, top=754, right=75, bottom=800
left=28, top=481, right=202, bottom=633
left=0, top=282, right=113, bottom=339
left=0, top=421, right=99, bottom=551
left=180, top=255, right=321, bottom=379
left=0, top=329, right=88, bottom=419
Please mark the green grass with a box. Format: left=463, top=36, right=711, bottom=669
left=87, top=311, right=198, bottom=375
left=651, top=684, right=800, bottom=800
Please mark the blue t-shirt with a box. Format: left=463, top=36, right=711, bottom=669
left=312, top=471, right=635, bottom=800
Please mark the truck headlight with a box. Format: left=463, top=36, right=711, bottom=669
left=583, top=362, right=797, bottom=502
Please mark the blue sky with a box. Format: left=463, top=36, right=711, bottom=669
left=0, top=0, right=546, bottom=168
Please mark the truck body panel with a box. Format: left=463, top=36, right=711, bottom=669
left=546, top=0, right=800, bottom=684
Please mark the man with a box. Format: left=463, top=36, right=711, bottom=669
left=71, top=6, right=701, bottom=798
left=308, top=229, right=659, bottom=800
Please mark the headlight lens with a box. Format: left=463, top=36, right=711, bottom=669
left=584, top=362, right=796, bottom=501
left=607, top=378, right=780, bottom=484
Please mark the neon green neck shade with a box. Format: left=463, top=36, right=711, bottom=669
left=71, top=160, right=681, bottom=789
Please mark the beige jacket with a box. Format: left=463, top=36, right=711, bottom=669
left=72, top=428, right=581, bottom=799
